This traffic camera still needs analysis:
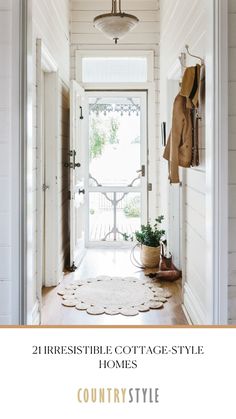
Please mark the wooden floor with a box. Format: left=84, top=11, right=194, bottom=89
left=42, top=248, right=188, bottom=325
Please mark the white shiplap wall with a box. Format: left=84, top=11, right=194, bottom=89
left=0, top=0, right=21, bottom=324
left=70, top=0, right=161, bottom=213
left=0, top=0, right=13, bottom=324
left=228, top=0, right=236, bottom=323
left=160, top=0, right=207, bottom=324
left=29, top=0, right=70, bottom=323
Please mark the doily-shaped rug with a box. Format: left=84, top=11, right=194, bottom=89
left=58, top=276, right=171, bottom=316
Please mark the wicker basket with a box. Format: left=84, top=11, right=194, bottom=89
left=140, top=244, right=160, bottom=268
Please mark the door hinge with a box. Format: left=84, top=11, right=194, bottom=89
left=68, top=191, right=75, bottom=200
left=68, top=262, right=77, bottom=272
left=42, top=183, right=49, bottom=192
left=148, top=183, right=152, bottom=192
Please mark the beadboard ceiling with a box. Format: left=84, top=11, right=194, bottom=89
left=70, top=1, right=160, bottom=47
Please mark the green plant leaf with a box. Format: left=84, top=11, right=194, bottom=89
left=129, top=216, right=165, bottom=247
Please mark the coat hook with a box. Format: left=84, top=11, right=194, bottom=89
left=185, top=44, right=204, bottom=65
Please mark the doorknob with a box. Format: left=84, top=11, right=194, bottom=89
left=136, top=165, right=145, bottom=177
left=79, top=188, right=85, bottom=195
left=64, top=162, right=72, bottom=168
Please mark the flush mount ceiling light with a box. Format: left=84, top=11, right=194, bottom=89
left=93, top=0, right=139, bottom=44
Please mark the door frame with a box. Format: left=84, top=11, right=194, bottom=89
left=84, top=90, right=148, bottom=247
left=82, top=82, right=157, bottom=222
left=208, top=0, right=228, bottom=324
left=69, top=80, right=86, bottom=267
left=19, top=0, right=33, bottom=324
left=36, top=40, right=60, bottom=297
left=75, top=50, right=157, bottom=223
left=165, top=78, right=183, bottom=270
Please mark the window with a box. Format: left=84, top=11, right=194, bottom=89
left=82, top=57, right=148, bottom=83
left=76, top=51, right=154, bottom=84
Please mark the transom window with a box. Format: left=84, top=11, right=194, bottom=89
left=82, top=57, right=147, bottom=83
left=76, top=51, right=154, bottom=84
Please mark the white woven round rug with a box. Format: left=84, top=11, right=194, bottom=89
left=58, top=276, right=171, bottom=316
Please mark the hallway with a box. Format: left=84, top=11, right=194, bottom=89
left=42, top=249, right=188, bottom=325
left=0, top=0, right=231, bottom=326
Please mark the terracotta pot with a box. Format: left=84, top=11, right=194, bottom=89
left=140, top=244, right=160, bottom=268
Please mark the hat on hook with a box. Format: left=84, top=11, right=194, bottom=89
left=180, top=64, right=201, bottom=108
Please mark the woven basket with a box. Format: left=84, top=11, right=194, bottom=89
left=140, top=244, right=160, bottom=268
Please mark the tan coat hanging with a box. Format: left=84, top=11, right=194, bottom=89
left=163, top=94, right=192, bottom=183
left=163, top=64, right=203, bottom=183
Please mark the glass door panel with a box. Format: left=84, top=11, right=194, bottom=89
left=86, top=92, right=147, bottom=243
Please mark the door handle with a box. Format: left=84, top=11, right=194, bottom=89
left=64, top=150, right=81, bottom=169
left=72, top=150, right=81, bottom=169
left=79, top=188, right=85, bottom=195
left=64, top=161, right=81, bottom=169
left=136, top=165, right=145, bottom=177
left=80, top=106, right=84, bottom=120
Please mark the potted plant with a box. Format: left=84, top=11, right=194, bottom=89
left=124, top=216, right=165, bottom=268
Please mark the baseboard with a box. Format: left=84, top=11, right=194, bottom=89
left=183, top=283, right=207, bottom=325
left=31, top=299, right=41, bottom=325
left=74, top=248, right=86, bottom=268
left=181, top=304, right=193, bottom=325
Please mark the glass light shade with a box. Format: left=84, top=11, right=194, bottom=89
left=94, top=13, right=139, bottom=43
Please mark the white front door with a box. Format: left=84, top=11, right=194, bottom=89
left=84, top=91, right=148, bottom=245
left=69, top=80, right=86, bottom=268
left=40, top=70, right=61, bottom=287
left=36, top=39, right=61, bottom=294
